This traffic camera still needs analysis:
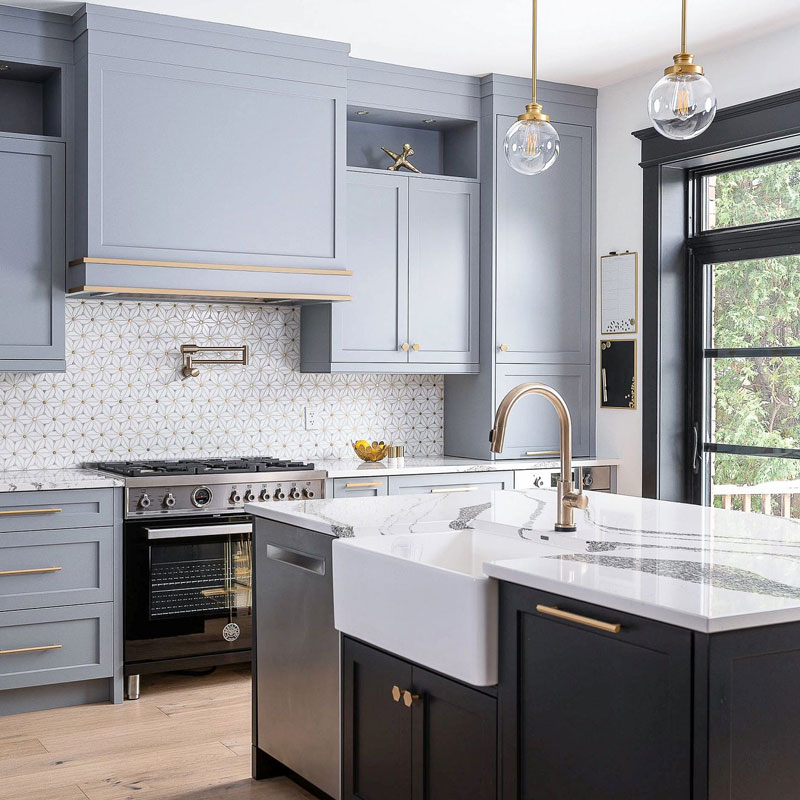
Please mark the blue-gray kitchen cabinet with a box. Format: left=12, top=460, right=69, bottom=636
left=495, top=118, right=593, bottom=365
left=72, top=40, right=347, bottom=273
left=301, top=170, right=479, bottom=373
left=0, top=135, right=65, bottom=372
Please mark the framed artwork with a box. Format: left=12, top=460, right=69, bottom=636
left=600, top=339, right=636, bottom=409
left=601, top=251, right=638, bottom=334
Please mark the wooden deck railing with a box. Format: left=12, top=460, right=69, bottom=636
left=712, top=480, right=800, bottom=518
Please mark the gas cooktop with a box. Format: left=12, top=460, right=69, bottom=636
left=90, top=457, right=316, bottom=478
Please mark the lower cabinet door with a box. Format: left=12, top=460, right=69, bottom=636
left=411, top=666, right=497, bottom=800
left=343, top=638, right=413, bottom=800
left=500, top=584, right=692, bottom=800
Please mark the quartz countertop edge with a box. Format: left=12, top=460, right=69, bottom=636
left=0, top=468, right=126, bottom=493
left=315, top=456, right=620, bottom=479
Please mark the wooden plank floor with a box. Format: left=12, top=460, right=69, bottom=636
left=0, top=666, right=315, bottom=800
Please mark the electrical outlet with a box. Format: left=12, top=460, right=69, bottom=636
left=304, top=406, right=320, bottom=431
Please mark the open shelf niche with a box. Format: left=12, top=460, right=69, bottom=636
left=0, top=60, right=62, bottom=138
left=347, top=106, right=478, bottom=179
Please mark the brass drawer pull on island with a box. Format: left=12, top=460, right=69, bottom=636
left=0, top=566, right=62, bottom=577
left=0, top=644, right=63, bottom=656
left=345, top=482, right=382, bottom=489
left=0, top=507, right=62, bottom=517
left=400, top=342, right=410, bottom=352
left=411, top=343, right=420, bottom=351
left=536, top=604, right=621, bottom=634
left=430, top=487, right=478, bottom=494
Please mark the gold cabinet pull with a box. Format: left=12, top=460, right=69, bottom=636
left=0, top=508, right=62, bottom=517
left=0, top=644, right=63, bottom=656
left=391, top=685, right=402, bottom=703
left=429, top=486, right=478, bottom=494
left=402, top=690, right=420, bottom=708
left=344, top=482, right=382, bottom=489
left=499, top=344, right=509, bottom=352
left=536, top=604, right=621, bottom=634
left=411, top=343, right=420, bottom=351
left=0, top=567, right=62, bottom=577
left=525, top=451, right=560, bottom=457
left=399, top=342, right=410, bottom=352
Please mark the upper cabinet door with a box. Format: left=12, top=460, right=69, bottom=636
left=330, top=170, right=409, bottom=364
left=0, top=137, right=65, bottom=372
left=495, top=118, right=592, bottom=364
left=407, top=178, right=479, bottom=365
left=82, top=57, right=345, bottom=268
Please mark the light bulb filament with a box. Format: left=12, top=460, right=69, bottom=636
left=525, top=129, right=538, bottom=156
left=675, top=87, right=691, bottom=117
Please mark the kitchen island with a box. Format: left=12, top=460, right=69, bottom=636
left=249, top=488, right=800, bottom=799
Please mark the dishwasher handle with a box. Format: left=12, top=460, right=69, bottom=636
left=265, top=544, right=326, bottom=576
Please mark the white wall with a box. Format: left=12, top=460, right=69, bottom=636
left=596, top=21, right=800, bottom=496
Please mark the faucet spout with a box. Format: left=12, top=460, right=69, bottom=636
left=490, top=382, right=588, bottom=532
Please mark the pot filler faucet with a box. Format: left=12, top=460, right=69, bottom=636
left=490, top=382, right=588, bottom=532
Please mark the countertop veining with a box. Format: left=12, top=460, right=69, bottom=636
left=0, top=468, right=125, bottom=494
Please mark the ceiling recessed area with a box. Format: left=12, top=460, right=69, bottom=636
left=1, top=0, right=798, bottom=87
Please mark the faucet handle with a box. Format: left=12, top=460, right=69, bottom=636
left=562, top=490, right=589, bottom=510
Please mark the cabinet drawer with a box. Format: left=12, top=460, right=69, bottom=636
left=0, top=527, right=113, bottom=612
left=0, top=603, right=113, bottom=690
left=388, top=471, right=514, bottom=496
left=0, top=489, right=114, bottom=533
left=333, top=478, right=389, bottom=498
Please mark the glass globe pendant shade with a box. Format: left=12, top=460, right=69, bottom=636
left=504, top=118, right=560, bottom=175
left=648, top=70, right=716, bottom=140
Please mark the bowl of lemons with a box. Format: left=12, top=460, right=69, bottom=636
left=352, top=440, right=390, bottom=462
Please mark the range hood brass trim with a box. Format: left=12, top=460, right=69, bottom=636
left=68, top=286, right=352, bottom=302
left=68, top=257, right=353, bottom=277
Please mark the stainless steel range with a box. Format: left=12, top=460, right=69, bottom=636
left=91, top=458, right=326, bottom=700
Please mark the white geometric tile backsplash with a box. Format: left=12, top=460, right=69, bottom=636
left=0, top=299, right=444, bottom=470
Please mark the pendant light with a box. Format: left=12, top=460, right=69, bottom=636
left=647, top=0, right=716, bottom=140
left=503, top=0, right=560, bottom=175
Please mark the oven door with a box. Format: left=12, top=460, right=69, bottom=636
left=124, top=515, right=252, bottom=669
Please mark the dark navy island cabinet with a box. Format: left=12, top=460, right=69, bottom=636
left=342, top=637, right=498, bottom=800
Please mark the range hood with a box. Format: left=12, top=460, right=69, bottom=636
left=67, top=258, right=353, bottom=305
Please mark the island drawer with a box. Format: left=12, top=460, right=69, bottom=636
left=0, top=489, right=114, bottom=533
left=332, top=477, right=389, bottom=498
left=0, top=603, right=113, bottom=690
left=0, top=527, right=114, bottom=612
left=388, top=470, right=514, bottom=495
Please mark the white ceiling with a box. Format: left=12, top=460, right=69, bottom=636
left=2, top=0, right=799, bottom=87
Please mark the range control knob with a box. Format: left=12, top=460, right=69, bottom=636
left=258, top=489, right=270, bottom=502
left=533, top=476, right=544, bottom=489
left=138, top=493, right=151, bottom=509
left=163, top=492, right=176, bottom=508
left=583, top=472, right=594, bottom=489
left=274, top=488, right=287, bottom=501
left=243, top=489, right=256, bottom=503
left=288, top=488, right=301, bottom=500
left=229, top=490, right=242, bottom=505
left=302, top=488, right=316, bottom=499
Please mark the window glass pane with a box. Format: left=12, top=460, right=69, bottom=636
left=703, top=157, right=800, bottom=230
left=710, top=452, right=800, bottom=518
left=710, top=255, right=800, bottom=348
left=709, top=356, right=800, bottom=448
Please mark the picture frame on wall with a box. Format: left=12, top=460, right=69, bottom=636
left=600, top=251, right=638, bottom=334
left=600, top=339, right=636, bottom=410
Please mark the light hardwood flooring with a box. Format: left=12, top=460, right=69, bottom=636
left=0, top=666, right=315, bottom=800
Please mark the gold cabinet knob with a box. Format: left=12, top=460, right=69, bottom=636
left=402, top=690, right=420, bottom=708
left=411, top=343, right=420, bottom=352
left=391, top=685, right=402, bottom=702
left=499, top=344, right=509, bottom=352
left=400, top=342, right=410, bottom=352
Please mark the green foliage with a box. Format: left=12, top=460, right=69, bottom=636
left=709, top=159, right=800, bottom=488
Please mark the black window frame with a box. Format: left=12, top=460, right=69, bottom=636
left=636, top=88, right=800, bottom=502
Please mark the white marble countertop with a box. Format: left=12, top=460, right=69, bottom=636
left=313, top=455, right=619, bottom=479
left=0, top=468, right=125, bottom=493
left=248, top=488, right=800, bottom=633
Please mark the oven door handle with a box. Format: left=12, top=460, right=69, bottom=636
left=145, top=523, right=253, bottom=540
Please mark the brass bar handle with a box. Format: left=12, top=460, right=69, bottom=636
left=0, top=567, right=62, bottom=577
left=536, top=604, right=621, bottom=634
left=402, top=690, right=420, bottom=708
left=0, top=644, right=63, bottom=656
left=345, top=482, right=382, bottom=489
left=525, top=451, right=560, bottom=457
left=430, top=487, right=478, bottom=494
left=0, top=508, right=62, bottom=517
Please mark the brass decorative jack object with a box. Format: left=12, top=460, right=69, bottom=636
left=381, top=143, right=421, bottom=174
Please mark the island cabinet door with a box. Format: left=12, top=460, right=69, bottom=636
left=343, top=638, right=413, bottom=800
left=499, top=584, right=693, bottom=800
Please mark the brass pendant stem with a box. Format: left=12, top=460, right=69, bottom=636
left=531, top=0, right=537, bottom=106
left=681, top=0, right=687, bottom=56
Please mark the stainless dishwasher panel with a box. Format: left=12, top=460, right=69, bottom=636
left=254, top=518, right=339, bottom=799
